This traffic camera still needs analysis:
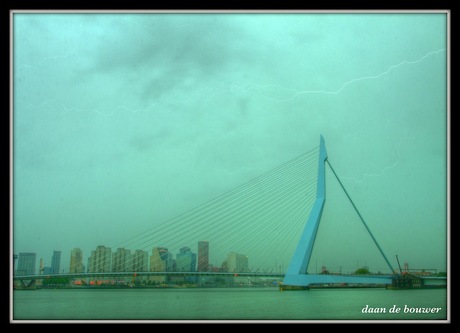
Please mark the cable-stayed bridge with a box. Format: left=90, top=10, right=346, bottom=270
left=14, top=136, right=446, bottom=290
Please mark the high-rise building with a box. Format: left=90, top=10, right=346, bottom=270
left=176, top=247, right=197, bottom=272
left=197, top=241, right=209, bottom=272
left=17, top=253, right=36, bottom=275
left=88, top=245, right=112, bottom=273
left=226, top=252, right=249, bottom=273
left=51, top=250, right=61, bottom=274
left=149, top=247, right=172, bottom=284
left=70, top=248, right=84, bottom=273
left=112, top=248, right=132, bottom=272
left=132, top=250, right=148, bottom=272
left=150, top=247, right=172, bottom=272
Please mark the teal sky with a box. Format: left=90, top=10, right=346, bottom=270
left=12, top=11, right=448, bottom=274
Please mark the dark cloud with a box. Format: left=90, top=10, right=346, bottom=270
left=77, top=15, right=248, bottom=84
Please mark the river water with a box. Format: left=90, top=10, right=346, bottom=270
left=11, top=287, right=448, bottom=323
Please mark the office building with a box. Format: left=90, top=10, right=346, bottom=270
left=176, top=247, right=197, bottom=272
left=197, top=241, right=209, bottom=272
left=226, top=252, right=249, bottom=273
left=51, top=250, right=61, bottom=274
left=17, top=252, right=36, bottom=275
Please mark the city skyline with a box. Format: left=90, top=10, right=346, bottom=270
left=14, top=240, right=256, bottom=275
left=15, top=234, right=442, bottom=277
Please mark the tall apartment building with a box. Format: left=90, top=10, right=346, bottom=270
left=51, top=250, right=61, bottom=274
left=197, top=241, right=209, bottom=272
left=70, top=248, right=84, bottom=273
left=132, top=249, right=149, bottom=272
left=87, top=245, right=112, bottom=273
left=112, top=248, right=132, bottom=272
left=17, top=252, right=36, bottom=275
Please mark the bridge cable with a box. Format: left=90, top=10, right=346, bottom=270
left=91, top=147, right=320, bottom=272
left=326, top=159, right=396, bottom=274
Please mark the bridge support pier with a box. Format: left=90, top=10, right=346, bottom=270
left=15, top=279, right=37, bottom=290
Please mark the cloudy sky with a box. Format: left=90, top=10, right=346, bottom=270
left=12, top=11, right=448, bottom=274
